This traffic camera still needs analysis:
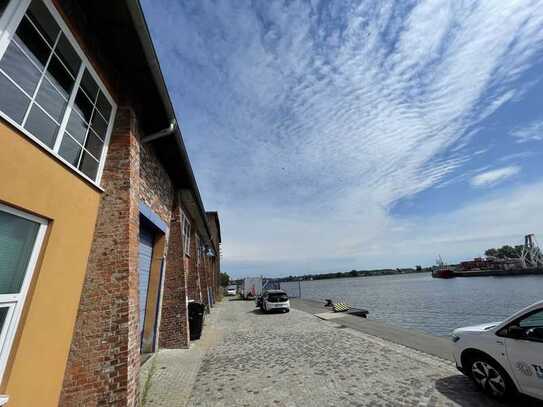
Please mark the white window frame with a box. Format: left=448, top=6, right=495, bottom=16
left=181, top=210, right=191, bottom=257
left=0, top=203, right=48, bottom=381
left=0, top=0, right=117, bottom=186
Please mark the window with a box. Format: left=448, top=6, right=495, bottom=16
left=519, top=310, right=543, bottom=329
left=181, top=211, right=191, bottom=256
left=0, top=0, right=116, bottom=183
left=195, top=235, right=206, bottom=266
left=196, top=234, right=201, bottom=265
left=0, top=204, right=47, bottom=380
left=0, top=0, right=8, bottom=18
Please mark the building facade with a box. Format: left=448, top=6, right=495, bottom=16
left=0, top=1, right=220, bottom=405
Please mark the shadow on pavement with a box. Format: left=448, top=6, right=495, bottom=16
left=435, top=375, right=543, bottom=406
left=248, top=308, right=290, bottom=316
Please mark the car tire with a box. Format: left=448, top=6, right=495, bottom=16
left=466, top=354, right=517, bottom=400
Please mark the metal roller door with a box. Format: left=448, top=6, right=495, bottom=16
left=139, top=225, right=154, bottom=336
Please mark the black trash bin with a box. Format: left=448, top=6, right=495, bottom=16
left=188, top=302, right=205, bottom=340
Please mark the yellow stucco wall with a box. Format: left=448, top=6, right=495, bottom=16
left=0, top=122, right=101, bottom=406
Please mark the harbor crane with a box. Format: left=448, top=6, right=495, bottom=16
left=520, top=234, right=543, bottom=269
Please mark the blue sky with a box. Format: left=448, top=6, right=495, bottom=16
left=141, top=0, right=543, bottom=278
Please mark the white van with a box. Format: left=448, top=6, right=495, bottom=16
left=451, top=300, right=543, bottom=401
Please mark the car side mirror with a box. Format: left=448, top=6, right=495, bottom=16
left=507, top=326, right=525, bottom=339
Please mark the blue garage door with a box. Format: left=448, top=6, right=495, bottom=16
left=139, top=224, right=155, bottom=336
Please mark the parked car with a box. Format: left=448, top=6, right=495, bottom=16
left=225, top=285, right=237, bottom=296
left=451, top=300, right=543, bottom=401
left=260, top=290, right=290, bottom=313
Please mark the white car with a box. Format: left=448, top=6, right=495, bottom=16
left=261, top=290, right=290, bottom=313
left=225, top=285, right=237, bottom=296
left=452, top=300, right=543, bottom=401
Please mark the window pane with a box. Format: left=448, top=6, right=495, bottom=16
left=0, top=72, right=31, bottom=124
left=80, top=151, right=99, bottom=179
left=58, top=133, right=82, bottom=166
left=0, top=210, right=39, bottom=294
left=26, top=0, right=60, bottom=47
left=0, top=0, right=8, bottom=17
left=520, top=310, right=543, bottom=329
left=35, top=76, right=67, bottom=122
left=0, top=41, right=42, bottom=95
left=65, top=109, right=88, bottom=144
left=55, top=34, right=80, bottom=77
left=90, top=110, right=108, bottom=139
left=73, top=88, right=93, bottom=122
left=84, top=129, right=104, bottom=158
left=96, top=92, right=112, bottom=120
left=46, top=54, right=74, bottom=95
left=0, top=307, right=8, bottom=336
left=13, top=16, right=50, bottom=68
left=81, top=69, right=98, bottom=102
left=24, top=105, right=59, bottom=147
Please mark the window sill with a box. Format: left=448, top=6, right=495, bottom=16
left=0, top=395, right=8, bottom=406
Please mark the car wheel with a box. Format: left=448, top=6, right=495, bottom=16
left=468, top=355, right=516, bottom=400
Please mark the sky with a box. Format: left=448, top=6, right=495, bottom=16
left=141, top=0, right=543, bottom=278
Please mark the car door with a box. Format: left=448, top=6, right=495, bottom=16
left=503, top=309, right=543, bottom=399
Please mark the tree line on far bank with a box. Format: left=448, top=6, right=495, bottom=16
left=484, top=245, right=524, bottom=259
left=280, top=266, right=430, bottom=282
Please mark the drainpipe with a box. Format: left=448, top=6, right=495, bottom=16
left=142, top=119, right=177, bottom=143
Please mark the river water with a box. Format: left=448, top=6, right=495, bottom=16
left=280, top=273, right=543, bottom=336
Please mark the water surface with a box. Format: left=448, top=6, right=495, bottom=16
left=281, top=273, right=543, bottom=336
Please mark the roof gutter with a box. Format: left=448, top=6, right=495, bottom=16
left=142, top=119, right=177, bottom=143
left=126, top=0, right=213, bottom=241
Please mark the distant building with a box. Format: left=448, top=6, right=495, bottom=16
left=0, top=1, right=220, bottom=405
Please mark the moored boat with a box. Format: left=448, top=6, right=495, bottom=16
left=432, top=256, right=456, bottom=278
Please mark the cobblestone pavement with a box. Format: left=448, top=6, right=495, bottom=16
left=142, top=304, right=225, bottom=407
left=184, top=299, right=511, bottom=407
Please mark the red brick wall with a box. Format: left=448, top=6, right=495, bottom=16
left=199, top=253, right=210, bottom=308
left=158, top=204, right=189, bottom=348
left=139, top=143, right=174, bottom=225
left=185, top=218, right=201, bottom=303
left=60, top=107, right=141, bottom=406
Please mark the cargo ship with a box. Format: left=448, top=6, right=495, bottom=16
left=433, top=234, right=543, bottom=278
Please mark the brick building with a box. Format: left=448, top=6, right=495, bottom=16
left=0, top=0, right=220, bottom=406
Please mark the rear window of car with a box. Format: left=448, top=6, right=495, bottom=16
left=268, top=293, right=288, bottom=301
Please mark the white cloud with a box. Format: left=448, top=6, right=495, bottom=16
left=470, top=166, right=521, bottom=188
left=143, top=0, right=543, bottom=276
left=499, top=151, right=539, bottom=162
left=511, top=120, right=543, bottom=143
left=222, top=182, right=543, bottom=275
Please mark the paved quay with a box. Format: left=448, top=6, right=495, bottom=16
left=290, top=299, right=454, bottom=361
left=143, top=299, right=539, bottom=406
